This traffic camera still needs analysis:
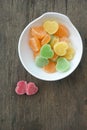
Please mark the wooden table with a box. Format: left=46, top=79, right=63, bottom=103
left=0, top=0, right=87, bottom=130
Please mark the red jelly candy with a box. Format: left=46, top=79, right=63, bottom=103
left=26, top=82, right=38, bottom=95
left=15, top=80, right=27, bottom=95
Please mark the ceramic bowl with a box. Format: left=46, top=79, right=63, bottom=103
left=18, top=12, right=83, bottom=81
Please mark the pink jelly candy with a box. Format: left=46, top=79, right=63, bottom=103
left=26, top=82, right=38, bottom=95
left=15, top=80, right=27, bottom=95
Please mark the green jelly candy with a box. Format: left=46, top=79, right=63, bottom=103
left=35, top=56, right=49, bottom=67
left=40, top=44, right=54, bottom=59
left=56, top=57, right=70, bottom=72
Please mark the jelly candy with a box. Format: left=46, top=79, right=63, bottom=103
left=55, top=24, right=69, bottom=38
left=35, top=55, right=49, bottom=67
left=50, top=36, right=59, bottom=48
left=33, top=51, right=40, bottom=58
left=15, top=81, right=38, bottom=96
left=41, top=33, right=51, bottom=45
left=30, top=26, right=46, bottom=39
left=43, top=61, right=56, bottom=73
left=64, top=46, right=75, bottom=60
left=51, top=53, right=58, bottom=62
left=53, top=41, right=68, bottom=56
left=28, top=20, right=75, bottom=73
left=40, top=44, right=54, bottom=58
left=56, top=57, right=70, bottom=72
left=15, top=80, right=27, bottom=95
left=43, top=20, right=59, bottom=34
left=26, top=82, right=38, bottom=95
left=59, top=37, right=70, bottom=43
left=29, top=37, right=41, bottom=52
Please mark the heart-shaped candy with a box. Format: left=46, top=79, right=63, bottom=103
left=35, top=55, right=49, bottom=67
left=40, top=44, right=54, bottom=59
left=15, top=81, right=39, bottom=96
left=54, top=41, right=68, bottom=56
left=56, top=57, right=70, bottom=72
left=15, top=80, right=27, bottom=95
left=64, top=46, right=75, bottom=60
left=50, top=36, right=59, bottom=48
left=26, top=82, right=38, bottom=95
left=43, top=20, right=59, bottom=34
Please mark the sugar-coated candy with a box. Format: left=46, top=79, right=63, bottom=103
left=40, top=44, right=54, bottom=58
left=51, top=53, right=58, bottom=62
left=33, top=51, right=40, bottom=58
left=54, top=41, right=68, bottom=56
left=35, top=55, right=49, bottom=67
left=15, top=81, right=39, bottom=96
left=28, top=19, right=75, bottom=73
left=56, top=57, right=70, bottom=72
left=41, top=33, right=51, bottom=45
left=29, top=37, right=41, bottom=52
left=15, top=80, right=27, bottom=95
left=50, top=36, right=59, bottom=48
left=43, top=20, right=59, bottom=34
left=64, top=46, right=75, bottom=60
left=30, top=26, right=46, bottom=39
left=55, top=24, right=69, bottom=38
left=43, top=61, right=56, bottom=73
left=26, top=82, right=38, bottom=95
left=59, top=37, right=70, bottom=43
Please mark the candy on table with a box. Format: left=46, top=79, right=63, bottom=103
left=43, top=61, right=56, bottom=73
left=15, top=81, right=38, bottom=96
left=26, top=82, right=38, bottom=95
left=15, top=80, right=27, bottom=95
left=53, top=41, right=69, bottom=56
left=30, top=26, right=46, bottom=39
left=29, top=37, right=41, bottom=52
left=35, top=55, right=49, bottom=67
left=43, top=20, right=59, bottom=34
left=64, top=46, right=75, bottom=60
left=56, top=57, right=70, bottom=72
left=55, top=24, right=69, bottom=38
left=41, top=33, right=51, bottom=45
left=40, top=44, right=54, bottom=59
left=50, top=35, right=59, bottom=48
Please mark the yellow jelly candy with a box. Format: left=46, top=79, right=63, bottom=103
left=43, top=20, right=59, bottom=34
left=64, top=46, right=75, bottom=60
left=50, top=36, right=59, bottom=48
left=53, top=41, right=68, bottom=56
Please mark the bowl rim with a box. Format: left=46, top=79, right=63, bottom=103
left=18, top=12, right=83, bottom=81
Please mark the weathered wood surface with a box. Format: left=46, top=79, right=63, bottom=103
left=0, top=0, right=87, bottom=130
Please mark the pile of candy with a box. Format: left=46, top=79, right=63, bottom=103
left=15, top=81, right=38, bottom=95
left=29, top=20, right=75, bottom=73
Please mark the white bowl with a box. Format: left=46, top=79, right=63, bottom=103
left=18, top=12, right=83, bottom=81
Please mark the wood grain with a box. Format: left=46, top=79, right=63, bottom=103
left=0, top=0, right=87, bottom=130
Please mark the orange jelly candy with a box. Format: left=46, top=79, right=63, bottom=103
left=29, top=37, right=41, bottom=52
left=43, top=61, right=56, bottom=73
left=55, top=24, right=69, bottom=38
left=51, top=53, right=58, bottom=62
left=30, top=26, right=46, bottom=39
left=41, top=33, right=51, bottom=45
left=33, top=51, right=40, bottom=58
left=59, top=37, right=70, bottom=43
